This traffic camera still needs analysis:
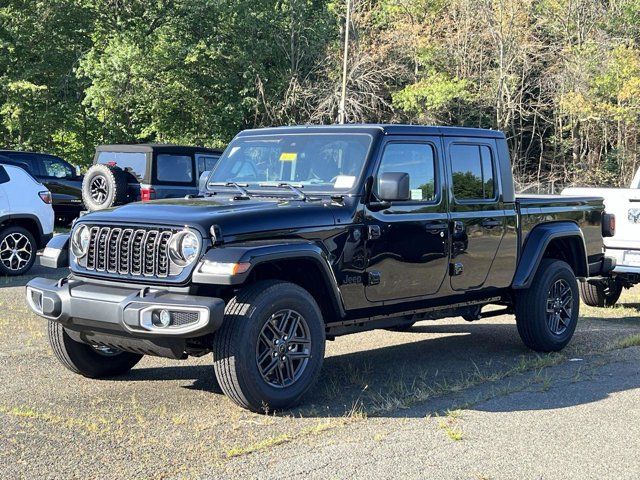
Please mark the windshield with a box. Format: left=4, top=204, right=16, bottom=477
left=208, top=133, right=372, bottom=193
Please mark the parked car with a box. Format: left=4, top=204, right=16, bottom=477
left=0, top=163, right=53, bottom=275
left=27, top=124, right=613, bottom=412
left=563, top=174, right=638, bottom=307
left=82, top=144, right=223, bottom=211
left=0, top=150, right=83, bottom=225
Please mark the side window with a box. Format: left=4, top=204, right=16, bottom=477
left=450, top=144, right=495, bottom=200
left=196, top=155, right=219, bottom=176
left=0, top=166, right=9, bottom=184
left=41, top=156, right=73, bottom=178
left=156, top=155, right=194, bottom=183
left=377, top=143, right=437, bottom=201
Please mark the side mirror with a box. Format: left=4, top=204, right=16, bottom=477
left=199, top=171, right=211, bottom=193
left=377, top=172, right=410, bottom=202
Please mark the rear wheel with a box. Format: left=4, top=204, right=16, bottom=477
left=515, top=259, right=579, bottom=352
left=47, top=321, right=143, bottom=378
left=579, top=278, right=622, bottom=308
left=213, top=280, right=325, bottom=413
left=0, top=226, right=36, bottom=276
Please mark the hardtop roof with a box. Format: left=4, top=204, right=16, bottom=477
left=95, top=144, right=223, bottom=154
left=236, top=124, right=505, bottom=139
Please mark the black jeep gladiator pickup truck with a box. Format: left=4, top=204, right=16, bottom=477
left=26, top=125, right=614, bottom=412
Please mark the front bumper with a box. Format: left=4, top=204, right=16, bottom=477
left=26, top=277, right=225, bottom=341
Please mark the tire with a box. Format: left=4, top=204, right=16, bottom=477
left=213, top=280, right=325, bottom=413
left=385, top=321, right=416, bottom=332
left=579, top=278, right=622, bottom=308
left=0, top=226, right=37, bottom=276
left=82, top=164, right=129, bottom=211
left=515, top=259, right=579, bottom=352
left=47, top=321, right=143, bottom=378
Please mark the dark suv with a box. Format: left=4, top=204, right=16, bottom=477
left=82, top=144, right=222, bottom=211
left=0, top=150, right=83, bottom=225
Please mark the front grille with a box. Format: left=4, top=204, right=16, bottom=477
left=84, top=226, right=176, bottom=278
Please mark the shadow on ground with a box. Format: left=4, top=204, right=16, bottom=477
left=111, top=316, right=640, bottom=419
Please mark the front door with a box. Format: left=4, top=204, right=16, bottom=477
left=445, top=138, right=506, bottom=291
left=365, top=138, right=450, bottom=303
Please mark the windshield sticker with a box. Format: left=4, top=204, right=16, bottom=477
left=411, top=189, right=422, bottom=200
left=334, top=175, right=356, bottom=189
left=279, top=152, right=297, bottom=162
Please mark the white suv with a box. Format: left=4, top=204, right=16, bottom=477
left=0, top=164, right=54, bottom=275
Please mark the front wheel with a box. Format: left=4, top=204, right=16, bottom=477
left=0, top=226, right=37, bottom=276
left=213, top=280, right=325, bottom=413
left=47, top=321, right=143, bottom=378
left=515, top=259, right=579, bottom=352
left=579, top=278, right=622, bottom=308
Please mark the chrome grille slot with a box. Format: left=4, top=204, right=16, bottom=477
left=82, top=225, right=179, bottom=280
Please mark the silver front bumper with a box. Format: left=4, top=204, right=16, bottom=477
left=26, top=277, right=225, bottom=338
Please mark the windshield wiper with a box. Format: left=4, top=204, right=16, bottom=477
left=259, top=182, right=307, bottom=201
left=208, top=182, right=251, bottom=200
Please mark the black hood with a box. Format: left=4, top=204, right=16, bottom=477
left=79, top=196, right=342, bottom=238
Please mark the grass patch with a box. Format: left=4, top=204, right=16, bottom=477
left=226, top=434, right=292, bottom=458
left=437, top=417, right=464, bottom=441
left=616, top=334, right=640, bottom=349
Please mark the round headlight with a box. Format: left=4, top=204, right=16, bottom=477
left=169, top=231, right=200, bottom=267
left=71, top=225, right=90, bottom=258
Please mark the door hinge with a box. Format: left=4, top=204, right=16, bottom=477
left=367, top=271, right=381, bottom=286
left=450, top=263, right=464, bottom=276
left=368, top=225, right=382, bottom=240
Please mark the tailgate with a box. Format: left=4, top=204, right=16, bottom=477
left=563, top=187, right=640, bottom=250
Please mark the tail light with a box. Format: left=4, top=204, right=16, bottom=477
left=603, top=213, right=615, bottom=237
left=140, top=187, right=156, bottom=202
left=39, top=191, right=52, bottom=204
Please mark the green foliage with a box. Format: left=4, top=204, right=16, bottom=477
left=0, top=0, right=639, bottom=187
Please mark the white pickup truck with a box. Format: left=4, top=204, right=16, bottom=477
left=563, top=170, right=640, bottom=307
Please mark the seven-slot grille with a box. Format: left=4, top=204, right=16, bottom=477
left=84, top=226, right=177, bottom=278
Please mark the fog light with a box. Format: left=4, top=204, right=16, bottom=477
left=152, top=309, right=172, bottom=328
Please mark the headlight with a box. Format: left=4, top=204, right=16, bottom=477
left=169, top=230, right=200, bottom=267
left=71, top=225, right=90, bottom=258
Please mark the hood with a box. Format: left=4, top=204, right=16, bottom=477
left=80, top=196, right=342, bottom=238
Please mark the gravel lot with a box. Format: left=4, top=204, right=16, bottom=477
left=1, top=265, right=639, bottom=479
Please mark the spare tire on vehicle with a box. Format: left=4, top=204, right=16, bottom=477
left=82, top=164, right=129, bottom=211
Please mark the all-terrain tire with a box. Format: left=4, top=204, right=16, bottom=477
left=47, top=321, right=143, bottom=378
left=0, top=226, right=37, bottom=276
left=82, top=163, right=129, bottom=211
left=515, top=259, right=579, bottom=352
left=579, top=278, right=622, bottom=308
left=213, top=280, right=325, bottom=413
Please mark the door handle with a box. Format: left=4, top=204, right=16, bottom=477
left=482, top=218, right=503, bottom=228
left=424, top=222, right=448, bottom=233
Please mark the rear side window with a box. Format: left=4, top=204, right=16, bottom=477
left=450, top=144, right=495, bottom=200
left=156, top=155, right=194, bottom=183
left=97, top=152, right=147, bottom=181
left=2, top=153, right=37, bottom=175
left=0, top=166, right=9, bottom=184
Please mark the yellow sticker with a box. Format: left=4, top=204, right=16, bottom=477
left=280, top=152, right=297, bottom=162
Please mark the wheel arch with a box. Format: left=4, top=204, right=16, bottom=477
left=192, top=242, right=346, bottom=321
left=512, top=221, right=588, bottom=290
left=0, top=214, right=46, bottom=247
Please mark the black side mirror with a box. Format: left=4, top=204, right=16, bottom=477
left=198, top=171, right=211, bottom=193
left=377, top=172, right=410, bottom=202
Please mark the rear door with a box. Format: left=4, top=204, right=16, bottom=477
left=445, top=138, right=506, bottom=291
left=364, top=136, right=450, bottom=303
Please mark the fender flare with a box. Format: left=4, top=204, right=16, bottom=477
left=192, top=241, right=346, bottom=316
left=512, top=221, right=588, bottom=290
left=0, top=213, right=48, bottom=248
